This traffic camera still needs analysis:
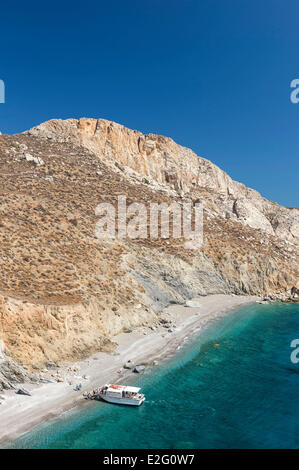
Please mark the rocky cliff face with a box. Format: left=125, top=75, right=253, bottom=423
left=0, top=118, right=298, bottom=386
left=27, top=118, right=299, bottom=244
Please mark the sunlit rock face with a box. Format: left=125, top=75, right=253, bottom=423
left=27, top=117, right=299, bottom=245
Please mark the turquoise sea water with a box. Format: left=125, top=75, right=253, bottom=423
left=7, top=302, right=299, bottom=449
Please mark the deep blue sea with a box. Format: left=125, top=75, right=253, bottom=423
left=7, top=302, right=299, bottom=449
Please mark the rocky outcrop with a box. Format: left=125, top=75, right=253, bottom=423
left=0, top=294, right=118, bottom=368
left=0, top=360, right=38, bottom=392
left=264, top=284, right=299, bottom=302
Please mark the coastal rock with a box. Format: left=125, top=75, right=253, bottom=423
left=16, top=387, right=31, bottom=396
left=291, top=285, right=299, bottom=297
left=0, top=360, right=38, bottom=392
left=263, top=289, right=299, bottom=303
left=38, top=377, right=54, bottom=384
left=123, top=327, right=133, bottom=333
left=133, top=365, right=145, bottom=373
left=124, top=361, right=134, bottom=369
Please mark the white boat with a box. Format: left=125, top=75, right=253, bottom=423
left=98, top=384, right=145, bottom=406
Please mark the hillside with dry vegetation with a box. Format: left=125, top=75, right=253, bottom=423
left=0, top=119, right=298, bottom=386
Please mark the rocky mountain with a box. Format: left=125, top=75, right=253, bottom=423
left=27, top=118, right=299, bottom=244
left=0, top=117, right=298, bottom=389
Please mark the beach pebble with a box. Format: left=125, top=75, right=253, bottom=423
left=133, top=365, right=145, bottom=373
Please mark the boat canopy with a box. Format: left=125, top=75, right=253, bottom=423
left=106, top=384, right=141, bottom=393
left=123, top=386, right=141, bottom=393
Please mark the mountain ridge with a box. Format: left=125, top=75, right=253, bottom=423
left=26, top=117, right=299, bottom=245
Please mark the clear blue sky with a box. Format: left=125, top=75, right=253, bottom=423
left=0, top=0, right=298, bottom=206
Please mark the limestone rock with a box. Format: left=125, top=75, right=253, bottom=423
left=22, top=153, right=44, bottom=166
left=233, top=198, right=274, bottom=235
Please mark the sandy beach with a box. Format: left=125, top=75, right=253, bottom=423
left=0, top=294, right=259, bottom=446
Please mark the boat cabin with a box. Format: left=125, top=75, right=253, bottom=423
left=103, top=384, right=141, bottom=398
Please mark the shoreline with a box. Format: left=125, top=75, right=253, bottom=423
left=0, top=294, right=259, bottom=447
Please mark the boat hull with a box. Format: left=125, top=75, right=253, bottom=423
left=99, top=395, right=145, bottom=406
